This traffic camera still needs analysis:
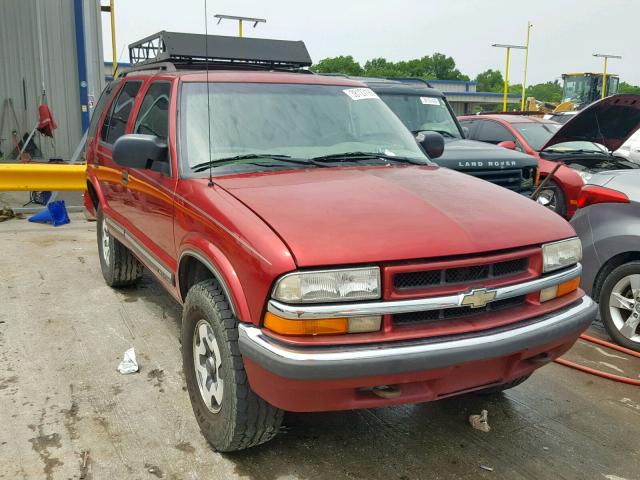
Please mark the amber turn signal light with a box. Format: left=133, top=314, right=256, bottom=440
left=264, top=312, right=382, bottom=336
left=539, top=277, right=580, bottom=303
left=264, top=312, right=349, bottom=335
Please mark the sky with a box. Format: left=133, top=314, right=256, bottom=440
left=102, top=0, right=640, bottom=86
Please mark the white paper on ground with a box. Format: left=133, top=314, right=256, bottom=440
left=117, top=347, right=139, bottom=374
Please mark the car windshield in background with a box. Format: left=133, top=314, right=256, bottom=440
left=513, top=122, right=605, bottom=153
left=377, top=94, right=462, bottom=138
left=180, top=83, right=429, bottom=174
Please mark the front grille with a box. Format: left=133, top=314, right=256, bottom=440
left=392, top=295, right=526, bottom=325
left=469, top=169, right=525, bottom=192
left=393, top=258, right=528, bottom=290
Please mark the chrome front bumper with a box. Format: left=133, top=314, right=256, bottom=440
left=239, top=296, right=596, bottom=380
left=267, top=264, right=582, bottom=320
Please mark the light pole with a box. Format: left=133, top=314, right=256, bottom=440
left=492, top=43, right=527, bottom=111
left=593, top=53, right=622, bottom=99
left=214, top=14, right=266, bottom=38
left=520, top=22, right=533, bottom=111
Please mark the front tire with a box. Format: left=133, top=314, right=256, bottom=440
left=96, top=206, right=143, bottom=287
left=598, top=261, right=640, bottom=352
left=181, top=279, right=283, bottom=452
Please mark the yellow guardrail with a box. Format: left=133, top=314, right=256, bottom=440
left=0, top=164, right=87, bottom=191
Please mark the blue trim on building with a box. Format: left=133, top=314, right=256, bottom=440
left=444, top=91, right=520, bottom=99
left=73, top=0, right=89, bottom=132
left=429, top=79, right=478, bottom=85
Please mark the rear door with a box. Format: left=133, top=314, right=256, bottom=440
left=95, top=80, right=144, bottom=223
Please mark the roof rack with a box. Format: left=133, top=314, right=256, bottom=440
left=128, top=31, right=312, bottom=71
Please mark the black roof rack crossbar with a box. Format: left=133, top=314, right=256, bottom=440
left=128, top=31, right=312, bottom=70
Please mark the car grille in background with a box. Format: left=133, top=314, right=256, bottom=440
left=469, top=169, right=525, bottom=192
left=393, top=258, right=528, bottom=290
left=392, top=295, right=526, bottom=325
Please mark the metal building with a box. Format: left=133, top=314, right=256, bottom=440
left=428, top=80, right=521, bottom=115
left=0, top=0, right=104, bottom=162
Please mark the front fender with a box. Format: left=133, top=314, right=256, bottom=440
left=178, top=237, right=252, bottom=323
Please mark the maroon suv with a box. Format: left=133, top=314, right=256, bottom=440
left=83, top=32, right=595, bottom=451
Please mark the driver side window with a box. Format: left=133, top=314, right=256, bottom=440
left=134, top=82, right=171, bottom=139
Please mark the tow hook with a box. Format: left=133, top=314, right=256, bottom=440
left=366, top=385, right=401, bottom=399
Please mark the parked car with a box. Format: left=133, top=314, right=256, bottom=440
left=84, top=32, right=595, bottom=451
left=459, top=96, right=640, bottom=219
left=614, top=129, right=640, bottom=164
left=341, top=77, right=539, bottom=195
left=571, top=171, right=640, bottom=351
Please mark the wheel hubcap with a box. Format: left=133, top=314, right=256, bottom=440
left=101, top=220, right=111, bottom=264
left=537, top=189, right=557, bottom=211
left=193, top=320, right=224, bottom=413
left=609, top=274, right=640, bottom=343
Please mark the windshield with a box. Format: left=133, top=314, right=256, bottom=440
left=562, top=75, right=598, bottom=104
left=377, top=93, right=462, bottom=138
left=180, top=82, right=429, bottom=174
left=513, top=122, right=605, bottom=153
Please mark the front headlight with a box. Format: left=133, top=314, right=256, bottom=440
left=542, top=238, right=582, bottom=273
left=272, top=267, right=381, bottom=304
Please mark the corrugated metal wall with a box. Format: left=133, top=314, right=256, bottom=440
left=0, top=0, right=104, bottom=161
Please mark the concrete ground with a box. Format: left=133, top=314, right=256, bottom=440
left=0, top=214, right=639, bottom=480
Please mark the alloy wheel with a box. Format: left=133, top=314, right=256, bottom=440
left=609, top=274, right=640, bottom=343
left=193, top=319, right=224, bottom=413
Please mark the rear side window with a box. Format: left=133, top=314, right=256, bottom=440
left=476, top=121, right=516, bottom=144
left=134, top=82, right=171, bottom=139
left=88, top=80, right=120, bottom=140
left=100, top=81, right=142, bottom=145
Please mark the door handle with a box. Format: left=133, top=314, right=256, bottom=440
left=121, top=170, right=129, bottom=185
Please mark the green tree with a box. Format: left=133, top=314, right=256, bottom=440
left=311, top=56, right=363, bottom=75
left=430, top=53, right=469, bottom=80
left=618, top=81, right=640, bottom=95
left=475, top=69, right=504, bottom=93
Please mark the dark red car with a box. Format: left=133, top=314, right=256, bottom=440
left=457, top=115, right=583, bottom=218
left=459, top=110, right=640, bottom=218
left=83, top=32, right=594, bottom=451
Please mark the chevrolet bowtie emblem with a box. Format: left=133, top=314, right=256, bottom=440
left=461, top=288, right=497, bottom=309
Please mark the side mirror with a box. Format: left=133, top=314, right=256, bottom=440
left=113, top=134, right=169, bottom=173
left=461, top=126, right=470, bottom=138
left=497, top=140, right=517, bottom=150
left=416, top=131, right=445, bottom=159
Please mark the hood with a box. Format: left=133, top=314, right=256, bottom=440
left=542, top=94, right=640, bottom=152
left=215, top=166, right=574, bottom=267
left=435, top=138, right=537, bottom=170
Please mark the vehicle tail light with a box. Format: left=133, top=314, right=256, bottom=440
left=539, top=277, right=580, bottom=303
left=577, top=185, right=629, bottom=209
left=263, top=312, right=381, bottom=336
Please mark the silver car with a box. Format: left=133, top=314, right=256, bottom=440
left=571, top=170, right=640, bottom=351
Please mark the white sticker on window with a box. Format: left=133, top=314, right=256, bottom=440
left=343, top=88, right=379, bottom=101
left=420, top=96, right=441, bottom=106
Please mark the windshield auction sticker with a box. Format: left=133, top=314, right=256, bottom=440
left=420, top=97, right=441, bottom=106
left=343, top=88, right=379, bottom=101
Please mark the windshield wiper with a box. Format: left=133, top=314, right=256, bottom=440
left=310, top=152, right=429, bottom=165
left=191, top=154, right=318, bottom=172
left=412, top=129, right=457, bottom=138
left=544, top=148, right=606, bottom=155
